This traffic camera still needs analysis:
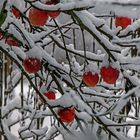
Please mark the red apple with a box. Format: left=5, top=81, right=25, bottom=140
left=5, top=37, right=19, bottom=47
left=100, top=66, right=119, bottom=84
left=0, top=33, right=19, bottom=46
left=46, top=1, right=60, bottom=19
left=58, top=107, right=75, bottom=123
left=83, top=71, right=99, bottom=87
left=44, top=91, right=56, bottom=100
left=12, top=8, right=21, bottom=18
left=29, top=7, right=48, bottom=26
left=115, top=16, right=131, bottom=29
left=23, top=57, right=41, bottom=74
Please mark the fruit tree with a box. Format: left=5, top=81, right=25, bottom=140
left=0, top=0, right=140, bottom=140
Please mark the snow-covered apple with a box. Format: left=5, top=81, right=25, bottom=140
left=115, top=16, right=131, bottom=29
left=5, top=37, right=19, bottom=47
left=23, top=57, right=41, bottom=74
left=58, top=107, right=75, bottom=123
left=12, top=8, right=21, bottom=18
left=100, top=66, right=119, bottom=84
left=0, top=33, right=19, bottom=47
left=83, top=71, right=99, bottom=87
left=29, top=8, right=48, bottom=26
left=44, top=91, right=56, bottom=100
left=46, top=1, right=60, bottom=19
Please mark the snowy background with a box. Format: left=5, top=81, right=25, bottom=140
left=1, top=0, right=140, bottom=140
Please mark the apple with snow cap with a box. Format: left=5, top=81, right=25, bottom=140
left=40, top=90, right=56, bottom=103
left=5, top=37, right=19, bottom=47
left=12, top=8, right=21, bottom=18
left=115, top=16, right=131, bottom=30
left=83, top=71, right=99, bottom=87
left=82, top=63, right=99, bottom=87
left=23, top=57, right=41, bottom=74
left=100, top=65, right=119, bottom=84
left=58, top=107, right=75, bottom=124
left=0, top=32, right=19, bottom=47
left=46, top=1, right=60, bottom=19
left=44, top=91, right=56, bottom=100
left=29, top=8, right=48, bottom=26
left=23, top=47, right=42, bottom=74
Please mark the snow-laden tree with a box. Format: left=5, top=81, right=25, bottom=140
left=1, top=0, right=140, bottom=140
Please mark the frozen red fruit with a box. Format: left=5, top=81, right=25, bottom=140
left=115, top=16, right=131, bottom=29
left=23, top=57, right=41, bottom=74
left=6, top=37, right=19, bottom=47
left=46, top=1, right=60, bottom=19
left=44, top=91, right=56, bottom=100
left=58, top=107, right=75, bottom=123
left=100, top=66, right=119, bottom=84
left=83, top=71, right=99, bottom=87
left=12, top=8, right=21, bottom=18
left=29, top=8, right=48, bottom=26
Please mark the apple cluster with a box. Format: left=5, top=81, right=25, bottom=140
left=1, top=2, right=132, bottom=126
left=41, top=91, right=75, bottom=124
left=28, top=1, right=60, bottom=26
left=11, top=1, right=60, bottom=26
left=83, top=65, right=120, bottom=86
left=81, top=16, right=131, bottom=87
left=22, top=58, right=75, bottom=124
